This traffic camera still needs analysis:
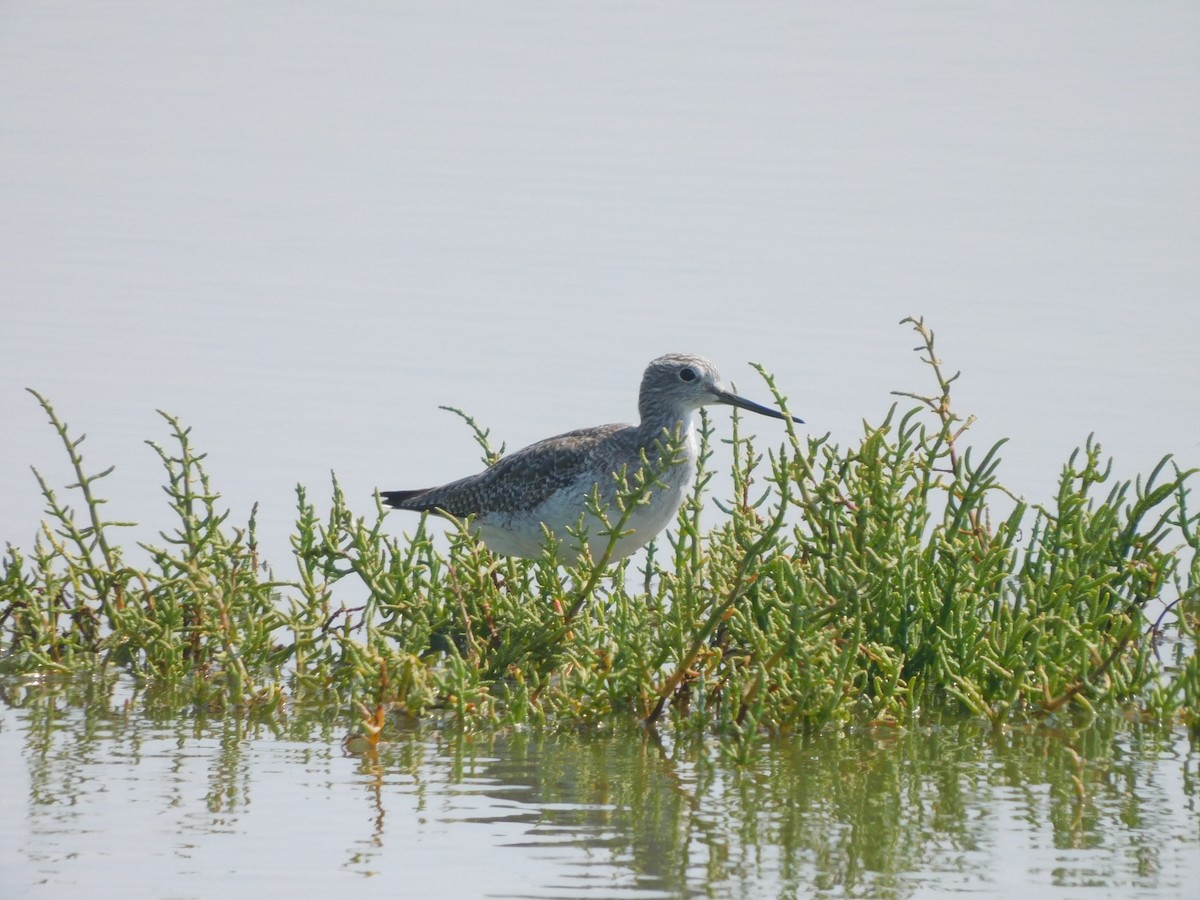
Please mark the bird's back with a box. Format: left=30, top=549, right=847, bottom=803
left=381, top=422, right=639, bottom=519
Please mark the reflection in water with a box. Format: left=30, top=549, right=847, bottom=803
left=2, top=675, right=1197, bottom=899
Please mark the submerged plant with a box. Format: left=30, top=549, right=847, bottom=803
left=1, top=396, right=288, bottom=708
left=1, top=319, right=1196, bottom=738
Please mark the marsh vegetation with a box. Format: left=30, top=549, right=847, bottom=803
left=3, top=320, right=1197, bottom=752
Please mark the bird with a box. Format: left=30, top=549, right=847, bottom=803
left=380, top=353, right=801, bottom=562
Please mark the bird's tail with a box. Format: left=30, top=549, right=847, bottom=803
left=379, top=489, right=433, bottom=510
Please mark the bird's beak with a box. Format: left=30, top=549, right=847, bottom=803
left=710, top=385, right=803, bottom=424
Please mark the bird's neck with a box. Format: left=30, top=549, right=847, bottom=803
left=637, top=409, right=699, bottom=464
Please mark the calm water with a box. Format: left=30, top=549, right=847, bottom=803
left=1, top=2, right=1197, bottom=574
left=2, top=2, right=1198, bottom=896
left=2, top=676, right=1197, bottom=900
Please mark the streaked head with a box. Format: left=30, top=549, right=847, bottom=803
left=638, top=353, right=803, bottom=425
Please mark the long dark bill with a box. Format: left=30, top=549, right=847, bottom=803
left=711, top=386, right=804, bottom=424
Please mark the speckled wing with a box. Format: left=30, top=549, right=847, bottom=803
left=381, top=423, right=635, bottom=518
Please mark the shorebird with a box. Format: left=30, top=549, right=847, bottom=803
left=381, top=353, right=801, bottom=562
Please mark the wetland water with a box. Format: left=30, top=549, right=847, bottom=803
left=2, top=1, right=1199, bottom=897
left=2, top=677, right=1197, bottom=899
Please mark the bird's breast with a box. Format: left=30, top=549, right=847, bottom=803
left=473, top=428, right=698, bottom=562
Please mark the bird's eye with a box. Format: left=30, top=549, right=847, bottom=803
left=679, top=367, right=697, bottom=382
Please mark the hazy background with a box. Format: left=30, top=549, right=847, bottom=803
left=2, top=2, right=1197, bottom=571
left=3, top=5, right=1200, bottom=898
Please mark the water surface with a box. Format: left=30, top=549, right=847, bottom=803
left=1, top=3, right=1198, bottom=897
left=1, top=1, right=1197, bottom=574
left=2, top=677, right=1197, bottom=899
